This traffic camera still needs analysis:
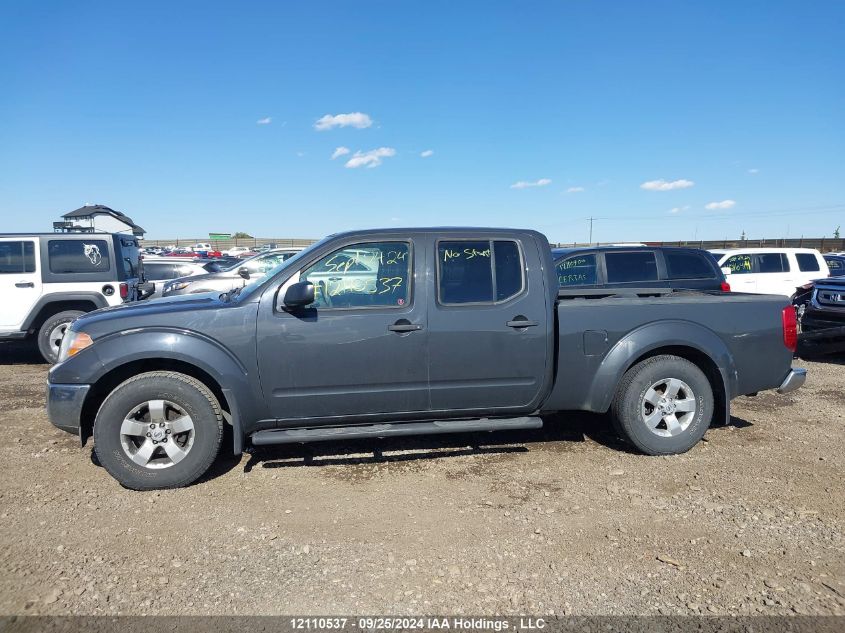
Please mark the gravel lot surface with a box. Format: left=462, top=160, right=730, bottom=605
left=0, top=341, right=843, bottom=616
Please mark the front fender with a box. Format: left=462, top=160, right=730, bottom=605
left=49, top=328, right=265, bottom=447
left=586, top=320, right=737, bottom=414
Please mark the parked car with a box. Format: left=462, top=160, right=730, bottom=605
left=710, top=248, right=829, bottom=297
left=190, top=243, right=212, bottom=252
left=225, top=246, right=251, bottom=257
left=791, top=275, right=845, bottom=356
left=0, top=232, right=141, bottom=362
left=552, top=246, right=730, bottom=292
left=139, top=258, right=224, bottom=300
left=161, top=248, right=302, bottom=297
left=47, top=227, right=803, bottom=490
left=823, top=254, right=845, bottom=276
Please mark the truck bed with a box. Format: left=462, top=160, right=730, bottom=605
left=544, top=290, right=793, bottom=413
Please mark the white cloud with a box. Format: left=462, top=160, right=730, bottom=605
left=510, top=178, right=552, bottom=190
left=256, top=117, right=272, bottom=125
left=669, top=205, right=690, bottom=214
left=705, top=199, right=736, bottom=210
left=748, top=168, right=760, bottom=174
left=420, top=149, right=434, bottom=158
left=344, top=147, right=396, bottom=169
left=640, top=178, right=695, bottom=191
left=331, top=146, right=350, bottom=160
left=566, top=186, right=585, bottom=193
left=314, top=112, right=373, bottom=131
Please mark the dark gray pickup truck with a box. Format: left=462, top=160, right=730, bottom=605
left=47, top=228, right=806, bottom=490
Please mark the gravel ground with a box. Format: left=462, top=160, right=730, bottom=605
left=0, top=341, right=843, bottom=616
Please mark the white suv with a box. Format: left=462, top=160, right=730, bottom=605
left=0, top=233, right=141, bottom=362
left=710, top=248, right=830, bottom=297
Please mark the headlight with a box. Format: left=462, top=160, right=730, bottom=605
left=57, top=330, right=94, bottom=363
left=165, top=281, right=190, bottom=293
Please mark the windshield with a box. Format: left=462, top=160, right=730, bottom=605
left=232, top=239, right=327, bottom=301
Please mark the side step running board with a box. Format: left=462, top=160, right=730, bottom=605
left=250, top=416, right=543, bottom=446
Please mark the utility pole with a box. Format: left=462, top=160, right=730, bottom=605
left=588, top=217, right=596, bottom=245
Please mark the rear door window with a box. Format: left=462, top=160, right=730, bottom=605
left=556, top=253, right=597, bottom=286
left=723, top=254, right=753, bottom=274
left=437, top=240, right=524, bottom=304
left=48, top=239, right=110, bottom=274
left=796, top=253, right=820, bottom=272
left=0, top=241, right=36, bottom=274
left=604, top=251, right=658, bottom=283
left=755, top=253, right=789, bottom=273
left=664, top=251, right=715, bottom=279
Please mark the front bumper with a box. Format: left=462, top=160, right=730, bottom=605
left=776, top=368, right=807, bottom=394
left=46, top=383, right=90, bottom=436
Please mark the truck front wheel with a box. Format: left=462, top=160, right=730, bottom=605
left=611, top=355, right=713, bottom=455
left=93, top=371, right=224, bottom=490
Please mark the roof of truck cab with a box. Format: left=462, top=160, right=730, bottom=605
left=329, top=227, right=542, bottom=237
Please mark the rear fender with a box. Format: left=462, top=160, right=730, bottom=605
left=586, top=320, right=736, bottom=418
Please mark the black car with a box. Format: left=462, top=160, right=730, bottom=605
left=797, top=275, right=845, bottom=356
left=552, top=246, right=730, bottom=292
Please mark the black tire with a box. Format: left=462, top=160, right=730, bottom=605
left=93, top=371, right=223, bottom=490
left=37, top=310, right=85, bottom=364
left=611, top=355, right=713, bottom=455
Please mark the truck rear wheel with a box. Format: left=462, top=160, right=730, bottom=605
left=611, top=355, right=713, bottom=455
left=37, top=310, right=85, bottom=364
left=93, top=371, right=223, bottom=490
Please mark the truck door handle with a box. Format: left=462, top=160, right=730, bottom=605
left=388, top=319, right=423, bottom=333
left=15, top=281, right=34, bottom=288
left=507, top=318, right=539, bottom=328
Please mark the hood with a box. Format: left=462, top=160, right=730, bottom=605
left=815, top=275, right=845, bottom=288
left=74, top=292, right=224, bottom=332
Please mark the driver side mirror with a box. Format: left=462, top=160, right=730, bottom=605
left=238, top=267, right=250, bottom=280
left=281, top=281, right=315, bottom=309
left=721, top=267, right=732, bottom=276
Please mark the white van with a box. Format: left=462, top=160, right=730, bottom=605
left=710, top=248, right=829, bottom=297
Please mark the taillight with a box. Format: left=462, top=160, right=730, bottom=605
left=720, top=281, right=731, bottom=292
left=782, top=306, right=798, bottom=352
left=119, top=282, right=128, bottom=299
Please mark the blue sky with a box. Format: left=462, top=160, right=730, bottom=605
left=1, top=1, right=843, bottom=243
